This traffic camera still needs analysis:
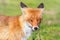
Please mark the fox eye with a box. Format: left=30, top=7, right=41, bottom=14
left=37, top=19, right=40, bottom=21
left=30, top=19, right=33, bottom=22
left=37, top=19, right=38, bottom=21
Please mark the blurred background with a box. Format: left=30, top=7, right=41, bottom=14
left=0, top=0, right=60, bottom=40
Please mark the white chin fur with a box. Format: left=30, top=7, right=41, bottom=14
left=23, top=22, right=39, bottom=40
left=23, top=22, right=32, bottom=40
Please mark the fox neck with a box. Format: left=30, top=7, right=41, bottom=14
left=19, top=16, right=32, bottom=40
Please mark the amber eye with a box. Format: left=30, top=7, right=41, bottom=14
left=30, top=19, right=33, bottom=22
left=37, top=19, right=39, bottom=21
left=37, top=18, right=41, bottom=23
left=37, top=18, right=40, bottom=21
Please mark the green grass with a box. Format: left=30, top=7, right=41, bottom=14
left=0, top=0, right=60, bottom=40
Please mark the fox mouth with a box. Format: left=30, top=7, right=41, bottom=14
left=27, top=23, right=39, bottom=31
left=24, top=22, right=39, bottom=31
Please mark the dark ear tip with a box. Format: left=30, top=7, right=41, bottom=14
left=20, top=2, right=23, bottom=5
left=40, top=3, right=44, bottom=8
left=38, top=3, right=44, bottom=8
left=40, top=3, right=44, bottom=5
left=20, top=2, right=27, bottom=8
left=20, top=2, right=23, bottom=6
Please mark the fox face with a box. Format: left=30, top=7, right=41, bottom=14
left=20, top=2, right=44, bottom=31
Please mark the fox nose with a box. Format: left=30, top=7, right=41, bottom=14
left=32, top=26, right=39, bottom=31
left=34, top=27, right=38, bottom=30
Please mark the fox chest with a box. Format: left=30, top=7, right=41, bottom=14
left=22, top=25, right=32, bottom=40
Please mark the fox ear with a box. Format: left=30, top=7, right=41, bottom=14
left=37, top=3, right=44, bottom=8
left=20, top=2, right=27, bottom=8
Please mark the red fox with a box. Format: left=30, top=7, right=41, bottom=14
left=0, top=2, right=44, bottom=40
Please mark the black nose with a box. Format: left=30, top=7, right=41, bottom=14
left=34, top=27, right=38, bottom=30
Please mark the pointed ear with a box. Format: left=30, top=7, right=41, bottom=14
left=20, top=2, right=27, bottom=8
left=37, top=3, right=44, bottom=8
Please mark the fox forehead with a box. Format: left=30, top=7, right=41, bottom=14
left=23, top=8, right=41, bottom=14
left=22, top=8, right=42, bottom=19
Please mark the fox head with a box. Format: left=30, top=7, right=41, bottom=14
left=20, top=2, right=44, bottom=31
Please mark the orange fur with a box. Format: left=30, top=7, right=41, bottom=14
left=0, top=8, right=43, bottom=40
left=0, top=16, right=24, bottom=40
